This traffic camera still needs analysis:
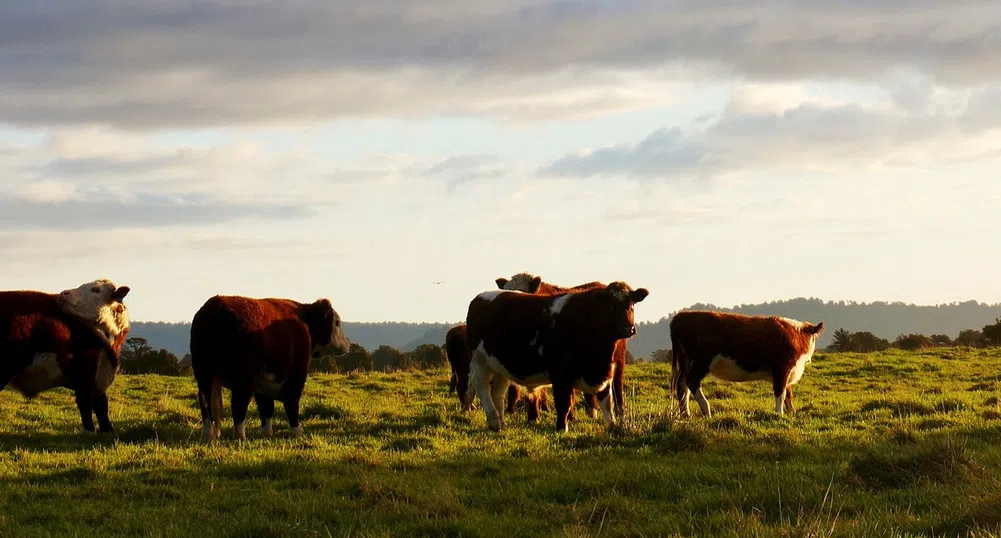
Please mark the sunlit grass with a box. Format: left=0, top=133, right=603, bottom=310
left=1, top=349, right=1001, bottom=536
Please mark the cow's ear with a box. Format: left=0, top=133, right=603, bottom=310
left=495, top=278, right=509, bottom=289
left=631, top=288, right=649, bottom=303
left=810, top=322, right=824, bottom=335
left=530, top=276, right=543, bottom=292
left=112, top=286, right=130, bottom=301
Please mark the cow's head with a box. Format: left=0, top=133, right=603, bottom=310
left=598, top=282, right=649, bottom=340
left=56, top=279, right=131, bottom=349
left=496, top=273, right=543, bottom=293
left=303, top=298, right=351, bottom=356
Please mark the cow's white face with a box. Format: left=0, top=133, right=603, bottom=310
left=56, top=279, right=131, bottom=347
left=497, top=273, right=543, bottom=294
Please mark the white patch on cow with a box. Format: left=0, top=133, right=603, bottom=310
left=678, top=387, right=691, bottom=418
left=599, top=394, right=614, bottom=425
left=775, top=389, right=787, bottom=414
left=708, top=355, right=772, bottom=383
left=290, top=425, right=303, bottom=436
left=574, top=376, right=611, bottom=394
left=501, top=273, right=540, bottom=292
left=788, top=336, right=819, bottom=387
left=479, top=343, right=550, bottom=388
left=467, top=343, right=502, bottom=431
left=57, top=279, right=130, bottom=349
left=778, top=317, right=806, bottom=330
left=477, top=289, right=518, bottom=302
left=234, top=421, right=247, bottom=441
left=261, top=419, right=274, bottom=436
left=693, top=386, right=712, bottom=417
left=201, top=420, right=217, bottom=442
left=94, top=351, right=117, bottom=392
left=529, top=332, right=538, bottom=346
left=548, top=294, right=572, bottom=316
left=10, top=353, right=68, bottom=398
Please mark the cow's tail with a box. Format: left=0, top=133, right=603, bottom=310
left=670, top=335, right=687, bottom=397
left=211, top=379, right=223, bottom=435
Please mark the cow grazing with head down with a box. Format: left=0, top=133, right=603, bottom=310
left=0, top=279, right=131, bottom=433
left=190, top=295, right=350, bottom=442
left=496, top=272, right=631, bottom=420
left=669, top=311, right=824, bottom=417
left=465, top=281, right=648, bottom=432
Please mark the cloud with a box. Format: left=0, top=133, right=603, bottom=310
left=2, top=1, right=1000, bottom=128
left=0, top=196, right=311, bottom=231
left=541, top=83, right=1001, bottom=179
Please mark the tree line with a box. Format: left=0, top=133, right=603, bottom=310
left=826, top=318, right=1001, bottom=352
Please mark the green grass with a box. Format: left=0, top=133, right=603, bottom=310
left=3, top=348, right=1001, bottom=537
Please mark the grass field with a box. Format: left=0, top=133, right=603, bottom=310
left=2, top=349, right=1001, bottom=537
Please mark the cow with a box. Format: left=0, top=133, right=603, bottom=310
left=669, top=311, right=824, bottom=417
left=0, top=279, right=131, bottom=433
left=496, top=273, right=631, bottom=420
left=445, top=324, right=517, bottom=410
left=465, top=281, right=648, bottom=432
left=190, top=295, right=350, bottom=442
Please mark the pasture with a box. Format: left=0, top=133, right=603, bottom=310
left=2, top=349, right=1001, bottom=537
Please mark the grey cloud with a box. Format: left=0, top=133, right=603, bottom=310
left=0, top=196, right=311, bottom=231
left=541, top=127, right=717, bottom=178
left=2, top=1, right=1001, bottom=128
left=541, top=92, right=1001, bottom=178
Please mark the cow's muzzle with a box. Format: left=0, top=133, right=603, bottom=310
left=619, top=325, right=637, bottom=339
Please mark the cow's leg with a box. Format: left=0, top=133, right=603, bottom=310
left=196, top=375, right=218, bottom=442
left=280, top=377, right=306, bottom=436
left=231, top=388, right=252, bottom=441
left=93, top=391, right=114, bottom=433
left=584, top=393, right=599, bottom=420
left=255, top=394, right=276, bottom=436
left=567, top=390, right=577, bottom=422
left=613, top=362, right=626, bottom=417
left=505, top=384, right=520, bottom=414
left=553, top=382, right=574, bottom=432
left=686, top=358, right=712, bottom=417
left=596, top=386, right=615, bottom=426
left=469, top=359, right=500, bottom=431
left=784, top=386, right=795, bottom=413
left=525, top=388, right=542, bottom=423
left=773, top=371, right=790, bottom=414
left=538, top=388, right=551, bottom=412
left=676, top=379, right=692, bottom=418
left=74, top=389, right=97, bottom=434
left=490, top=376, right=511, bottom=431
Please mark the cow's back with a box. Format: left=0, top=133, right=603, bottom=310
left=191, top=295, right=310, bottom=375
left=671, top=311, right=800, bottom=362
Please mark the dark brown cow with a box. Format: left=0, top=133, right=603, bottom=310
left=465, top=282, right=648, bottom=432
left=496, top=273, right=631, bottom=420
left=669, top=311, right=824, bottom=417
left=0, top=279, right=131, bottom=433
left=190, top=295, right=350, bottom=442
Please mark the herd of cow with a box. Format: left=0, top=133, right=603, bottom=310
left=0, top=274, right=825, bottom=441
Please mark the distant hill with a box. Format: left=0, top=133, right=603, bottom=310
left=129, top=298, right=1001, bottom=360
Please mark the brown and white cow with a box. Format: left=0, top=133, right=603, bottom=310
left=190, top=295, right=350, bottom=442
left=0, top=279, right=131, bottom=433
left=465, top=282, right=648, bottom=432
left=669, top=311, right=824, bottom=417
left=496, top=273, right=631, bottom=421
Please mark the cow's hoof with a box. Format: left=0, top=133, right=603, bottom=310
left=81, top=429, right=97, bottom=436
left=290, top=425, right=303, bottom=437
left=260, top=420, right=274, bottom=436
left=588, top=408, right=599, bottom=420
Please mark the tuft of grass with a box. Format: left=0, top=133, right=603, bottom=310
left=848, top=436, right=977, bottom=490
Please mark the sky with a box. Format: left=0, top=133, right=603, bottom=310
left=2, top=0, right=1001, bottom=324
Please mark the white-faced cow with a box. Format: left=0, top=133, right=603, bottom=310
left=465, top=282, right=648, bottom=432
left=190, top=295, right=350, bottom=442
left=669, top=311, right=824, bottom=417
left=496, top=272, right=631, bottom=421
left=0, top=279, right=131, bottom=433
